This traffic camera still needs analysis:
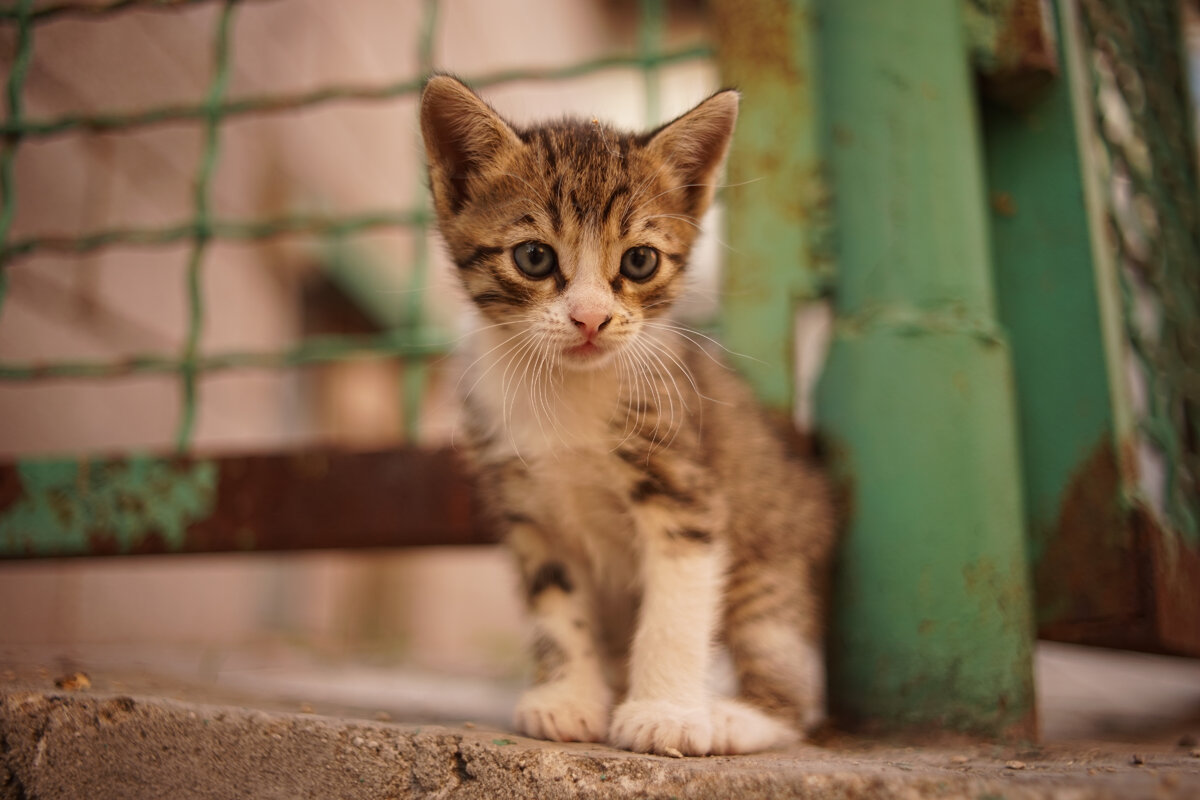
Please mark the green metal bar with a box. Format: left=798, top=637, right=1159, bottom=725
left=400, top=0, right=440, bottom=442
left=0, top=0, right=35, bottom=321
left=815, top=0, right=1035, bottom=737
left=712, top=0, right=831, bottom=412
left=638, top=0, right=665, bottom=126
left=175, top=0, right=236, bottom=452
left=0, top=333, right=449, bottom=381
left=1, top=210, right=430, bottom=263
left=0, top=0, right=272, bottom=22
left=0, top=46, right=714, bottom=140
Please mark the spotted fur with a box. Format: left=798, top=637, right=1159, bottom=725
left=420, top=75, right=835, bottom=756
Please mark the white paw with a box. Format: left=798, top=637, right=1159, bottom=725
left=514, top=682, right=611, bottom=743
left=608, top=699, right=713, bottom=755
left=710, top=699, right=799, bottom=754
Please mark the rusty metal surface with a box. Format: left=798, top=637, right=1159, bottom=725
left=966, top=0, right=1059, bottom=108
left=1035, top=437, right=1200, bottom=657
left=0, top=447, right=491, bottom=559
left=1035, top=438, right=1148, bottom=648
left=1143, top=506, right=1200, bottom=656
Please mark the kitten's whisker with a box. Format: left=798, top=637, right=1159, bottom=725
left=641, top=320, right=769, bottom=368
left=462, top=326, right=533, bottom=463
left=620, top=344, right=653, bottom=449
left=501, top=331, right=540, bottom=421
left=496, top=172, right=545, bottom=202
left=632, top=176, right=766, bottom=212
left=427, top=316, right=528, bottom=372
left=525, top=333, right=556, bottom=447
left=458, top=336, right=528, bottom=410
left=641, top=329, right=722, bottom=409
left=456, top=320, right=535, bottom=399
left=443, top=317, right=525, bottom=349
left=500, top=332, right=544, bottom=462
left=635, top=331, right=710, bottom=449
left=633, top=182, right=714, bottom=212
left=627, top=159, right=672, bottom=207
left=534, top=332, right=572, bottom=449
left=643, top=213, right=742, bottom=256
left=614, top=343, right=647, bottom=443
left=628, top=337, right=677, bottom=453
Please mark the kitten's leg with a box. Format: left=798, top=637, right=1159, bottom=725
left=509, top=523, right=612, bottom=743
left=728, top=619, right=825, bottom=733
left=608, top=522, right=723, bottom=755
left=724, top=558, right=826, bottom=735
left=606, top=451, right=738, bottom=755
left=614, top=545, right=804, bottom=755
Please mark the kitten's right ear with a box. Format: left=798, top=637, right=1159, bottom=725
left=421, top=75, right=523, bottom=215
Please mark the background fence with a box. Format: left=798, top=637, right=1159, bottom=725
left=0, top=0, right=716, bottom=453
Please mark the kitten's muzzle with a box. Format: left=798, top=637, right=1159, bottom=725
left=571, top=311, right=612, bottom=341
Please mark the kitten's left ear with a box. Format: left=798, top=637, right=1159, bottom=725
left=644, top=89, right=739, bottom=212
left=421, top=75, right=524, bottom=215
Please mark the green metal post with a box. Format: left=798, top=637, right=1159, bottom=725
left=712, top=0, right=829, bottom=412
left=816, top=0, right=1036, bottom=737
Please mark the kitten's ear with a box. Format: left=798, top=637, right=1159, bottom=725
left=421, top=75, right=523, bottom=214
left=644, top=89, right=739, bottom=213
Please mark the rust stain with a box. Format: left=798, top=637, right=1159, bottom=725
left=1036, top=436, right=1145, bottom=644
left=0, top=468, right=21, bottom=516
left=710, top=0, right=808, bottom=87
left=979, top=0, right=1059, bottom=110
left=1034, top=434, right=1200, bottom=655
left=990, top=191, right=1018, bottom=217
left=1135, top=505, right=1200, bottom=656
left=994, top=0, right=1058, bottom=74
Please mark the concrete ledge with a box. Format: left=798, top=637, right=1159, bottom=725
left=3, top=689, right=1198, bottom=800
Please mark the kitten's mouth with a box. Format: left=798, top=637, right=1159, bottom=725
left=565, top=341, right=603, bottom=359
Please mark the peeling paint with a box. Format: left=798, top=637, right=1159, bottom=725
left=0, top=457, right=217, bottom=556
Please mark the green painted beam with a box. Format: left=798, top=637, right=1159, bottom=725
left=816, top=0, right=1036, bottom=737
left=981, top=3, right=1136, bottom=642
left=712, top=0, right=830, bottom=412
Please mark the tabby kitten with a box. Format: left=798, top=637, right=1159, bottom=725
left=420, top=75, right=834, bottom=756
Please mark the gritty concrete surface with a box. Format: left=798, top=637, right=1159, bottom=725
left=2, top=645, right=1199, bottom=799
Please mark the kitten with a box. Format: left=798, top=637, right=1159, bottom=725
left=420, top=75, right=835, bottom=756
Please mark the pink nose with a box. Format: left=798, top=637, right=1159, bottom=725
left=571, top=310, right=612, bottom=338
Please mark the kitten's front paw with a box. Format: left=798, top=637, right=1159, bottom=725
left=608, top=699, right=712, bottom=755
left=514, top=682, right=611, bottom=743
left=710, top=698, right=799, bottom=755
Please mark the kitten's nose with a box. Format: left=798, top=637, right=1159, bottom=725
left=571, top=310, right=612, bottom=338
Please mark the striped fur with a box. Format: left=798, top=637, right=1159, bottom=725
left=421, top=76, right=835, bottom=756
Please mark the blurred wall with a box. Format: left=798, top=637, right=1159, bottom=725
left=0, top=0, right=717, bottom=677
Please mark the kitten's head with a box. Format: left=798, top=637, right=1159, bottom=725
left=420, top=75, right=738, bottom=370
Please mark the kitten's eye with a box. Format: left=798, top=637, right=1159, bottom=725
left=512, top=241, right=558, bottom=279
left=620, top=246, right=659, bottom=281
